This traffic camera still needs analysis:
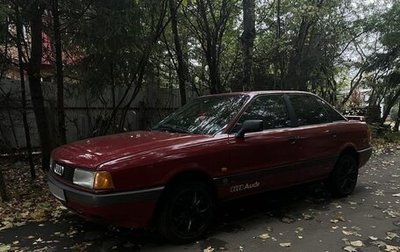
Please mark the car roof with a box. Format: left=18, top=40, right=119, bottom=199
left=202, top=90, right=314, bottom=98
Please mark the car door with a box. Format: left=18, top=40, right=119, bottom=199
left=216, top=94, right=300, bottom=199
left=286, top=94, right=341, bottom=181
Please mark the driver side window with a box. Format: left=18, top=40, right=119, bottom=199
left=237, top=95, right=290, bottom=131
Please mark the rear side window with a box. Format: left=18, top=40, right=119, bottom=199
left=318, top=99, right=346, bottom=122
left=289, top=95, right=329, bottom=126
left=237, top=95, right=290, bottom=130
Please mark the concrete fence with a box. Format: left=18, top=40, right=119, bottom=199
left=0, top=78, right=192, bottom=149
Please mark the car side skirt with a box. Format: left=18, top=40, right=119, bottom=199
left=213, top=156, right=337, bottom=200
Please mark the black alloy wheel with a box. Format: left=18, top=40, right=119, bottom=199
left=328, top=154, right=358, bottom=197
left=158, top=181, right=215, bottom=243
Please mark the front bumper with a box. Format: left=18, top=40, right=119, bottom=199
left=48, top=174, right=164, bottom=228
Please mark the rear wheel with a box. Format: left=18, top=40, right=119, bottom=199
left=157, top=181, right=215, bottom=243
left=327, top=154, right=358, bottom=197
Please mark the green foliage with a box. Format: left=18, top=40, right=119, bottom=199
left=362, top=1, right=400, bottom=125
left=61, top=0, right=166, bottom=96
left=0, top=2, right=10, bottom=40
left=2, top=0, right=400, bottom=135
left=251, top=0, right=361, bottom=101
left=0, top=1, right=10, bottom=16
left=379, top=2, right=400, bottom=48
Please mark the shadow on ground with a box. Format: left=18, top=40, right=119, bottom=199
left=1, top=182, right=338, bottom=251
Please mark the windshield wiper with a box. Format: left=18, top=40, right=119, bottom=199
left=153, top=124, right=189, bottom=134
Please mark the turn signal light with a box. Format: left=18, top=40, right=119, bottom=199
left=94, top=171, right=114, bottom=190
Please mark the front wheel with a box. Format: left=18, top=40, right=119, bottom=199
left=327, top=155, right=358, bottom=197
left=157, top=181, right=215, bottom=243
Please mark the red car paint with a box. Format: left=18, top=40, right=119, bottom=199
left=48, top=91, right=372, bottom=229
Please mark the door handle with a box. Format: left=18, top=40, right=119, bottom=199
left=325, top=129, right=337, bottom=138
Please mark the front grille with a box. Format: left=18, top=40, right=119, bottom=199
left=52, top=162, right=75, bottom=182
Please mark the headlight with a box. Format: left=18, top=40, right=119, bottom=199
left=73, top=169, right=95, bottom=188
left=73, top=169, right=114, bottom=190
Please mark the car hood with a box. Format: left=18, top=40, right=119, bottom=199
left=51, top=131, right=211, bottom=169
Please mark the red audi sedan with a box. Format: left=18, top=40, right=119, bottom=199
left=48, top=91, right=372, bottom=243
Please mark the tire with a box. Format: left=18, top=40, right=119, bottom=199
left=327, top=154, right=358, bottom=197
left=157, top=181, right=215, bottom=243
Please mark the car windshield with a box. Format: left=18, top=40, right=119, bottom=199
left=153, top=95, right=249, bottom=135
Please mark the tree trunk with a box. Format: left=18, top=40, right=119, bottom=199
left=190, top=0, right=230, bottom=94
left=341, top=68, right=364, bottom=106
left=15, top=4, right=35, bottom=179
left=0, top=166, right=8, bottom=202
left=380, top=88, right=400, bottom=127
left=394, top=100, right=400, bottom=132
left=284, top=18, right=311, bottom=90
left=208, top=52, right=222, bottom=94
left=28, top=2, right=52, bottom=171
left=169, top=0, right=188, bottom=105
left=241, top=0, right=255, bottom=91
left=52, top=0, right=66, bottom=145
left=275, top=0, right=285, bottom=89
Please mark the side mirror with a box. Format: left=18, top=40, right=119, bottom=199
left=235, top=120, right=263, bottom=138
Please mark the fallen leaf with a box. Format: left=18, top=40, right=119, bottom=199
left=204, top=246, right=214, bottom=252
left=258, top=233, right=270, bottom=240
left=383, top=209, right=400, bottom=218
left=385, top=245, right=400, bottom=252
left=350, top=240, right=364, bottom=247
left=369, top=236, right=378, bottom=241
left=302, top=213, right=313, bottom=220
left=31, top=209, right=46, bottom=222
left=281, top=216, right=295, bottom=224
left=393, top=193, right=400, bottom=197
left=343, top=246, right=357, bottom=252
left=372, top=189, right=385, bottom=196
left=279, top=242, right=291, bottom=247
left=371, top=240, right=387, bottom=248
left=14, top=222, right=26, bottom=227
left=332, top=212, right=346, bottom=223
left=386, top=232, right=399, bottom=240
left=342, top=230, right=362, bottom=237
left=0, top=244, right=11, bottom=252
left=0, top=222, right=13, bottom=231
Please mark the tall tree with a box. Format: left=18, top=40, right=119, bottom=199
left=241, top=0, right=255, bottom=91
left=52, top=0, right=66, bottom=144
left=62, top=0, right=171, bottom=134
left=15, top=2, right=35, bottom=179
left=0, top=0, right=9, bottom=202
left=169, top=0, right=188, bottom=105
left=27, top=0, right=52, bottom=170
left=184, top=0, right=235, bottom=94
left=362, top=1, right=400, bottom=125
left=0, top=1, right=9, bottom=78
